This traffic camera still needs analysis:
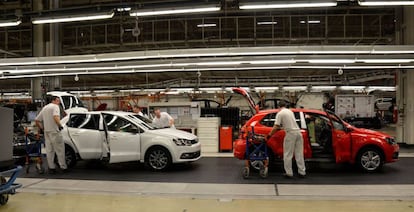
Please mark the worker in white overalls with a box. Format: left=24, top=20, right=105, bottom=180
left=267, top=100, right=306, bottom=178
left=35, top=96, right=67, bottom=174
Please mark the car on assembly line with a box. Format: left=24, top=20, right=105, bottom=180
left=232, top=88, right=399, bottom=172
left=60, top=111, right=201, bottom=171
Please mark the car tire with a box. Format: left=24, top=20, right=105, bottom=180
left=356, top=147, right=384, bottom=172
left=145, top=146, right=172, bottom=171
left=65, top=145, right=77, bottom=168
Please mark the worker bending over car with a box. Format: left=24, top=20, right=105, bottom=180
left=152, top=108, right=175, bottom=128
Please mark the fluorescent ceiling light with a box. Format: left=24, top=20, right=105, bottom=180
left=340, top=86, right=366, bottom=90
left=283, top=86, right=308, bottom=91
left=300, top=20, right=321, bottom=24
left=312, top=86, right=337, bottom=90
left=240, top=1, right=337, bottom=9
left=197, top=23, right=216, bottom=28
left=195, top=61, right=242, bottom=66
left=129, top=6, right=220, bottom=17
left=0, top=19, right=21, bottom=27
left=257, top=21, right=277, bottom=25
left=359, top=1, right=414, bottom=6
left=117, top=7, right=131, bottom=12
left=307, top=59, right=355, bottom=64
left=250, top=59, right=296, bottom=64
left=32, top=11, right=114, bottom=24
left=360, top=59, right=413, bottom=63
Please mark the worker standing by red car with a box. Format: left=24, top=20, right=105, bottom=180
left=267, top=100, right=306, bottom=178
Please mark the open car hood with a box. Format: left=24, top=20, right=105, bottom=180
left=232, top=87, right=259, bottom=114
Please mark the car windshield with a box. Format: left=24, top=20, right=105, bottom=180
left=129, top=115, right=157, bottom=130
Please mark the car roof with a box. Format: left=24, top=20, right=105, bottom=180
left=258, top=108, right=327, bottom=115
left=47, top=91, right=75, bottom=96
left=101, top=111, right=136, bottom=116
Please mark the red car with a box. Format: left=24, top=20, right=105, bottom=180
left=232, top=88, right=399, bottom=172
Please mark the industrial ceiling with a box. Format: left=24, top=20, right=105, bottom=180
left=0, top=0, right=410, bottom=92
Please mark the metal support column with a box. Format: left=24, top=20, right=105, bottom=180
left=397, top=7, right=414, bottom=144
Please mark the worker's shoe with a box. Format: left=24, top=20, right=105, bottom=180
left=298, top=174, right=306, bottom=178
left=283, top=173, right=294, bottom=179
left=48, top=169, right=56, bottom=174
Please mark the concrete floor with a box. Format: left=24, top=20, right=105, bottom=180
left=2, top=192, right=414, bottom=212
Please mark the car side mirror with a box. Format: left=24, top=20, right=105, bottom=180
left=345, top=127, right=352, bottom=133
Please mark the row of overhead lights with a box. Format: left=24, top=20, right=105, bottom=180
left=1, top=59, right=413, bottom=75
left=0, top=86, right=396, bottom=99
left=1, top=1, right=413, bottom=27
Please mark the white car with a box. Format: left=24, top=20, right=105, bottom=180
left=61, top=111, right=201, bottom=171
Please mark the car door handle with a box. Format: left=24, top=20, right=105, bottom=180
left=72, top=133, right=80, bottom=136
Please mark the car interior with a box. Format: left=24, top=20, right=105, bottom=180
left=304, top=113, right=333, bottom=157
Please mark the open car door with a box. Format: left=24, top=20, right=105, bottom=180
left=102, top=113, right=141, bottom=163
left=66, top=113, right=106, bottom=159
left=326, top=111, right=352, bottom=163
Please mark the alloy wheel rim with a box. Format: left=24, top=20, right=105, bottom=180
left=361, top=150, right=381, bottom=171
left=149, top=150, right=168, bottom=170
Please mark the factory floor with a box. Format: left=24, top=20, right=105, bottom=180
left=2, top=124, right=413, bottom=212
left=2, top=192, right=414, bottom=212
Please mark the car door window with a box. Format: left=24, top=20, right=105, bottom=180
left=61, top=96, right=71, bottom=110
left=294, top=112, right=302, bottom=128
left=103, top=114, right=139, bottom=133
left=260, top=113, right=277, bottom=127
left=68, top=114, right=100, bottom=130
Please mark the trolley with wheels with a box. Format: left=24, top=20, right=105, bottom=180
left=242, top=123, right=269, bottom=179
left=0, top=166, right=23, bottom=206
left=24, top=128, right=45, bottom=174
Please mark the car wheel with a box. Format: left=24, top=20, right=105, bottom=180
left=145, top=147, right=172, bottom=171
left=65, top=145, right=77, bottom=168
left=357, top=148, right=384, bottom=172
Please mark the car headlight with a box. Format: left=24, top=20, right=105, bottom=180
left=385, top=137, right=397, bottom=145
left=173, top=138, right=197, bottom=146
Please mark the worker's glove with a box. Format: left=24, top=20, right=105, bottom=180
left=266, top=134, right=271, bottom=140
left=58, top=126, right=64, bottom=131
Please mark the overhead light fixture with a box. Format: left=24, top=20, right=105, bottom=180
left=307, top=59, right=355, bottom=64
left=359, top=1, right=414, bottom=6
left=197, top=23, right=217, bottom=28
left=300, top=20, right=321, bottom=24
left=339, top=86, right=366, bottom=90
left=312, top=86, right=337, bottom=90
left=117, top=7, right=131, bottom=12
left=240, top=1, right=337, bottom=10
left=257, top=21, right=278, bottom=25
left=0, top=19, right=21, bottom=27
left=250, top=59, right=296, bottom=64
left=360, top=59, right=413, bottom=63
left=129, top=5, right=220, bottom=17
left=32, top=11, right=114, bottom=24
